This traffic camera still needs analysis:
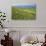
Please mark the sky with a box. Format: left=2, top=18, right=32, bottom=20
left=12, top=3, right=36, bottom=6
left=12, top=3, right=36, bottom=8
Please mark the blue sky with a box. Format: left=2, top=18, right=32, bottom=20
left=13, top=4, right=36, bottom=8
left=12, top=3, right=36, bottom=6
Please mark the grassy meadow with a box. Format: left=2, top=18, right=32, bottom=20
left=12, top=5, right=36, bottom=20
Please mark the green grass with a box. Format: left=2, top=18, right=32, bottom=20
left=12, top=7, right=36, bottom=20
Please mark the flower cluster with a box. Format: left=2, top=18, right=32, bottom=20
left=0, top=11, right=6, bottom=28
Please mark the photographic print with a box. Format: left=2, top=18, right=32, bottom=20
left=12, top=4, right=36, bottom=20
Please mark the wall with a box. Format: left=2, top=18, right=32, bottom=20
left=0, top=0, right=46, bottom=28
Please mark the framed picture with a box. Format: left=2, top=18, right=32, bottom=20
left=12, top=4, right=36, bottom=20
